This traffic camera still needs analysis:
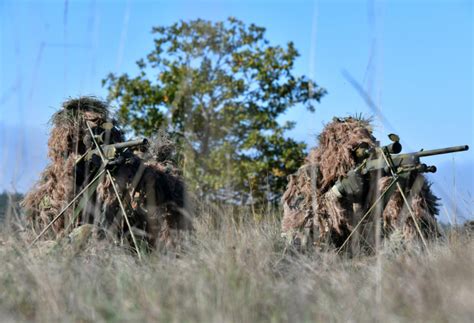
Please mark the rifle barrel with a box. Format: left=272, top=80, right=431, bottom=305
left=110, top=138, right=148, bottom=150
left=414, top=145, right=469, bottom=158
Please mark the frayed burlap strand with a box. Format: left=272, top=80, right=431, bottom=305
left=22, top=97, right=190, bottom=248
left=281, top=116, right=440, bottom=252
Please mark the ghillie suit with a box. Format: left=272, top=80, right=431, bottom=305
left=22, top=97, right=191, bottom=249
left=281, top=117, right=440, bottom=253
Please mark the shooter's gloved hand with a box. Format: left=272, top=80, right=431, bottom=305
left=331, top=169, right=365, bottom=200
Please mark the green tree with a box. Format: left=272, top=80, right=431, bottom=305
left=104, top=17, right=325, bottom=204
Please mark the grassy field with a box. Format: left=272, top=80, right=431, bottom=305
left=0, top=210, right=473, bottom=323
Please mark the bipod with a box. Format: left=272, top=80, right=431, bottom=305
left=84, top=121, right=143, bottom=261
left=337, top=146, right=429, bottom=254
left=336, top=175, right=399, bottom=254
left=29, top=122, right=143, bottom=261
left=379, top=146, right=429, bottom=249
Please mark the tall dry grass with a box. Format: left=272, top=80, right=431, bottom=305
left=0, top=208, right=473, bottom=322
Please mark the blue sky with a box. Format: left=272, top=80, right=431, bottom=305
left=0, top=0, right=472, bottom=221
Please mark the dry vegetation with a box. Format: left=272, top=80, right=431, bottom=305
left=0, top=207, right=473, bottom=322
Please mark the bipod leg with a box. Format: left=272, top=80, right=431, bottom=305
left=395, top=181, right=429, bottom=249
left=29, top=168, right=106, bottom=248
left=380, top=150, right=429, bottom=250
left=337, top=177, right=399, bottom=254
left=86, top=122, right=143, bottom=261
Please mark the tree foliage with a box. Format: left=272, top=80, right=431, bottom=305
left=104, top=17, right=326, bottom=204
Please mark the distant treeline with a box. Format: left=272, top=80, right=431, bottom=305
left=0, top=191, right=23, bottom=222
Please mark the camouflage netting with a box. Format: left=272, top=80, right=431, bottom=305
left=281, top=116, right=440, bottom=253
left=22, top=97, right=191, bottom=249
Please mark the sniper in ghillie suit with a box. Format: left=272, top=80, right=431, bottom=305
left=22, top=97, right=192, bottom=255
left=281, top=116, right=469, bottom=254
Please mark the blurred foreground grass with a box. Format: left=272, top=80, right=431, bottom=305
left=0, top=211, right=473, bottom=323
